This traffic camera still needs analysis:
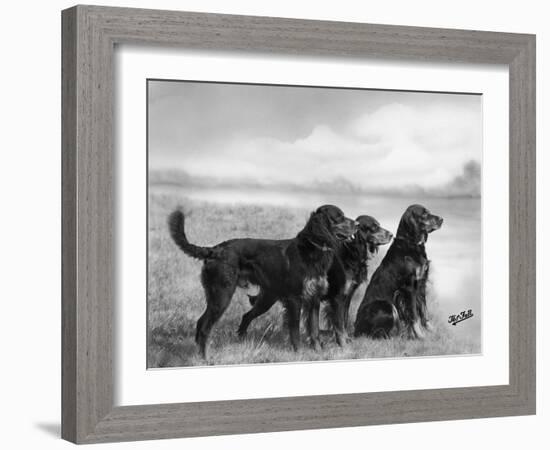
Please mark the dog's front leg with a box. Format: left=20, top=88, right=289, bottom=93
left=285, top=298, right=301, bottom=352
left=342, top=282, right=359, bottom=330
left=331, top=295, right=350, bottom=346
left=304, top=296, right=322, bottom=351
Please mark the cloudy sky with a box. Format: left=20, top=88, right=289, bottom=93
left=148, top=80, right=482, bottom=195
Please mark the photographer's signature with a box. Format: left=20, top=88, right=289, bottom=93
left=448, top=309, right=474, bottom=326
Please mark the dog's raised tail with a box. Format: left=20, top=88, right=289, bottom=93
left=168, top=210, right=212, bottom=260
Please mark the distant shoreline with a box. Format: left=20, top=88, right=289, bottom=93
left=149, top=180, right=481, bottom=201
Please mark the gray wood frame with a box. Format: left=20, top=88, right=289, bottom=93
left=61, top=5, right=536, bottom=444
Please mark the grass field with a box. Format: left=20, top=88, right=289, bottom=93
left=147, top=188, right=481, bottom=368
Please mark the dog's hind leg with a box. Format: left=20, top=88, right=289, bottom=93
left=238, top=291, right=277, bottom=338
left=364, top=301, right=396, bottom=339
left=196, top=263, right=237, bottom=359
left=195, top=287, right=235, bottom=359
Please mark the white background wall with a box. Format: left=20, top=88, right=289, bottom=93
left=0, top=1, right=546, bottom=448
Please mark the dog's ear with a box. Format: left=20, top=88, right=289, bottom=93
left=397, top=207, right=426, bottom=244
left=309, top=210, right=332, bottom=236
left=397, top=208, right=415, bottom=238
left=353, top=217, right=372, bottom=244
left=300, top=210, right=334, bottom=246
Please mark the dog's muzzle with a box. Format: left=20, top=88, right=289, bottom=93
left=428, top=215, right=443, bottom=231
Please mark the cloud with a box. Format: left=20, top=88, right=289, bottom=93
left=351, top=102, right=480, bottom=148
left=347, top=102, right=481, bottom=185
left=149, top=83, right=482, bottom=194
left=154, top=118, right=479, bottom=192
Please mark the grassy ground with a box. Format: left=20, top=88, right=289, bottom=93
left=148, top=188, right=480, bottom=368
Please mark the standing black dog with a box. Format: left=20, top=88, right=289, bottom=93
left=238, top=215, right=392, bottom=346
left=354, top=204, right=443, bottom=339
left=168, top=205, right=356, bottom=357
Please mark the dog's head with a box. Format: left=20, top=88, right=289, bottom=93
left=396, top=204, right=443, bottom=245
left=355, top=215, right=393, bottom=254
left=301, top=204, right=357, bottom=249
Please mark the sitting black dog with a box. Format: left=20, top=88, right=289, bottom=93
left=354, top=204, right=443, bottom=339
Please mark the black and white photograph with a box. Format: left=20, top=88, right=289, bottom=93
left=147, top=80, right=482, bottom=368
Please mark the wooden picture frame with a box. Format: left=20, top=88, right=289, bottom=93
left=61, top=5, right=536, bottom=444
